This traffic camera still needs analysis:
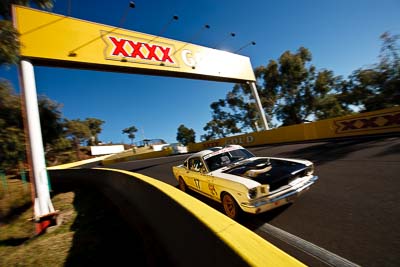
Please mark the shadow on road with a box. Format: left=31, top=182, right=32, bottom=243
left=63, top=188, right=149, bottom=267
left=176, top=186, right=292, bottom=227
left=240, top=204, right=292, bottom=229
left=250, top=137, right=399, bottom=165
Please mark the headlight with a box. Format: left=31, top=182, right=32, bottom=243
left=248, top=188, right=257, bottom=199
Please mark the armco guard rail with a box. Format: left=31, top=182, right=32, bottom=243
left=188, top=106, right=400, bottom=152
left=48, top=168, right=305, bottom=267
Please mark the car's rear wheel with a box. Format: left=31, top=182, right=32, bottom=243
left=221, top=193, right=240, bottom=220
left=178, top=177, right=187, bottom=192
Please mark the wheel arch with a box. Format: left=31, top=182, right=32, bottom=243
left=178, top=176, right=188, bottom=191
left=220, top=190, right=241, bottom=208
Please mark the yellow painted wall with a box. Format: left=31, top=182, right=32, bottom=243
left=189, top=107, right=400, bottom=152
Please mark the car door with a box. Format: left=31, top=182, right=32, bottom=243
left=185, top=157, right=203, bottom=191
left=186, top=157, right=211, bottom=196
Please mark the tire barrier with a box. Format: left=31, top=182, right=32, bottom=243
left=48, top=168, right=305, bottom=267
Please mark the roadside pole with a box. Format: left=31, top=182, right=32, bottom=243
left=249, top=81, right=269, bottom=130
left=19, top=59, right=57, bottom=234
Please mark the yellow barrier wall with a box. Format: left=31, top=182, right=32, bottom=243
left=189, top=107, right=400, bottom=152
left=48, top=168, right=305, bottom=266
left=47, top=155, right=110, bottom=170
left=102, top=147, right=173, bottom=165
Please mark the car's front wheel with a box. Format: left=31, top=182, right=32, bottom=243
left=178, top=177, right=187, bottom=192
left=221, top=193, right=241, bottom=220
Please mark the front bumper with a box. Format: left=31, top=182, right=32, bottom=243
left=240, top=175, right=319, bottom=214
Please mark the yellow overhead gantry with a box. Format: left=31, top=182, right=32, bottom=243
left=13, top=5, right=269, bottom=233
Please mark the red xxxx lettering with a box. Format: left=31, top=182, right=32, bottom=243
left=108, top=36, right=174, bottom=64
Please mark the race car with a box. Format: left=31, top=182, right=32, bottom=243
left=172, top=145, right=318, bottom=220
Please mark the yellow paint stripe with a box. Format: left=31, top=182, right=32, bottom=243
left=97, top=168, right=305, bottom=266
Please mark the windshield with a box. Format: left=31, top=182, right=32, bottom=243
left=203, top=148, right=254, bottom=172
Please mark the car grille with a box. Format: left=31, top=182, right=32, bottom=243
left=269, top=169, right=308, bottom=191
left=269, top=178, right=291, bottom=191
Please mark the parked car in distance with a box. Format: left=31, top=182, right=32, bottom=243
left=172, top=145, right=318, bottom=220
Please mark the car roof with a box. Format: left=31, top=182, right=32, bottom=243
left=188, top=145, right=244, bottom=159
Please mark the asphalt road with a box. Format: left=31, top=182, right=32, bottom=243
left=100, top=136, right=400, bottom=267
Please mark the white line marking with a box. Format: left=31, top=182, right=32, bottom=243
left=256, top=223, right=361, bottom=267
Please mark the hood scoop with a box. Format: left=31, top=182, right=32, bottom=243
left=223, top=158, right=272, bottom=177
left=244, top=162, right=272, bottom=178
left=223, top=158, right=307, bottom=191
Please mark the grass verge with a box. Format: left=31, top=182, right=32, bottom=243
left=0, top=176, right=148, bottom=266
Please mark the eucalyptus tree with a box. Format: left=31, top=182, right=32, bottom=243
left=176, top=124, right=196, bottom=145
left=64, top=119, right=91, bottom=159
left=203, top=47, right=348, bottom=138
left=85, top=118, right=105, bottom=145
left=343, top=32, right=400, bottom=111
left=122, top=126, right=138, bottom=145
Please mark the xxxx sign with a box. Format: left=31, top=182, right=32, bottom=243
left=13, top=5, right=256, bottom=82
left=334, top=111, right=400, bottom=134
left=102, top=32, right=179, bottom=67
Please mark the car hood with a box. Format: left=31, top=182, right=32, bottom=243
left=221, top=157, right=311, bottom=191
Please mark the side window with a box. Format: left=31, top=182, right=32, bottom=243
left=188, top=158, right=195, bottom=171
left=189, top=158, right=202, bottom=172
left=198, top=160, right=204, bottom=172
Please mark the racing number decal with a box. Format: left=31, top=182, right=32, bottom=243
left=193, top=178, right=217, bottom=196
left=208, top=184, right=217, bottom=196
left=194, top=179, right=201, bottom=190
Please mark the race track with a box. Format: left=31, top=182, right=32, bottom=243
left=100, top=136, right=400, bottom=267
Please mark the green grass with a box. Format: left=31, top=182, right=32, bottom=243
left=0, top=177, right=150, bottom=266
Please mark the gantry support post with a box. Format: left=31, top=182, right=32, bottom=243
left=19, top=59, right=57, bottom=234
left=249, top=81, right=269, bottom=130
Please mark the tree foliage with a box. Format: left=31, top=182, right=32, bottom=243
left=201, top=99, right=241, bottom=141
left=122, top=126, right=138, bottom=144
left=64, top=119, right=91, bottom=145
left=84, top=118, right=105, bottom=145
left=0, top=81, right=25, bottom=170
left=343, top=32, right=400, bottom=111
left=0, top=81, right=106, bottom=167
left=0, top=81, right=69, bottom=169
left=257, top=47, right=351, bottom=125
left=0, top=20, right=20, bottom=66
left=64, top=119, right=91, bottom=159
left=0, top=1, right=105, bottom=167
left=176, top=124, right=195, bottom=145
left=38, top=96, right=63, bottom=146
left=0, top=0, right=54, bottom=20
left=203, top=33, right=398, bottom=139
left=0, top=1, right=54, bottom=66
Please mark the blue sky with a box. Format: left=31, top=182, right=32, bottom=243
left=1, top=0, right=399, bottom=144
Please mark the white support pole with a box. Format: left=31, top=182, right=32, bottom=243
left=249, top=81, right=269, bottom=130
left=19, top=60, right=55, bottom=221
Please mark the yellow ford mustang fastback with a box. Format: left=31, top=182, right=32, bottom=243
left=172, top=145, right=318, bottom=220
